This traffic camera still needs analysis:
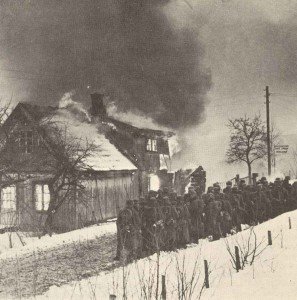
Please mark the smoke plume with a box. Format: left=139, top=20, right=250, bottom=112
left=0, top=0, right=211, bottom=129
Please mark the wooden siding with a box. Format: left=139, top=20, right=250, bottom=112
left=76, top=172, right=139, bottom=228
left=0, top=172, right=139, bottom=232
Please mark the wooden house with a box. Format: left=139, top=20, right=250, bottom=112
left=0, top=94, right=173, bottom=232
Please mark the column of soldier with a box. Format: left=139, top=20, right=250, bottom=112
left=115, top=176, right=297, bottom=261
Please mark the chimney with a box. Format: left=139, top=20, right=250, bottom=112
left=90, top=93, right=106, bottom=118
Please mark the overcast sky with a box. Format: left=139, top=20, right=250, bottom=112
left=0, top=0, right=296, bottom=181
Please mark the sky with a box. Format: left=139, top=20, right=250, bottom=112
left=0, top=0, right=297, bottom=182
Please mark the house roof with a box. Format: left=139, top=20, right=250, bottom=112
left=50, top=109, right=137, bottom=171
left=11, top=102, right=137, bottom=172
left=105, top=116, right=174, bottom=138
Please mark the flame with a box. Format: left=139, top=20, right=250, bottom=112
left=148, top=174, right=160, bottom=191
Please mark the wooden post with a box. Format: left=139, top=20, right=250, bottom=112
left=109, top=295, right=116, bottom=300
left=289, top=217, right=292, bottom=229
left=161, top=275, right=166, bottom=300
left=235, top=246, right=241, bottom=272
left=268, top=230, right=272, bottom=245
left=204, top=260, right=210, bottom=288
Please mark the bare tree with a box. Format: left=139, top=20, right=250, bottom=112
left=226, top=115, right=267, bottom=184
left=39, top=121, right=97, bottom=234
left=0, top=107, right=97, bottom=235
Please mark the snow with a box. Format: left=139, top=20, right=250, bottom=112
left=48, top=109, right=137, bottom=171
left=0, top=222, right=116, bottom=260
left=31, top=209, right=297, bottom=300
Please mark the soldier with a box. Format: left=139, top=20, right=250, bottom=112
left=207, top=193, right=222, bottom=240
left=290, top=182, right=297, bottom=210
left=175, top=196, right=188, bottom=248
left=283, top=176, right=292, bottom=212
left=223, top=181, right=233, bottom=194
left=188, top=189, right=205, bottom=243
left=162, top=196, right=178, bottom=251
left=131, top=200, right=143, bottom=259
left=271, top=179, right=285, bottom=217
left=262, top=180, right=273, bottom=220
left=283, top=176, right=292, bottom=193
left=243, top=185, right=256, bottom=225
left=202, top=192, right=212, bottom=237
left=142, top=197, right=159, bottom=255
left=115, top=200, right=134, bottom=261
left=254, top=184, right=266, bottom=223
left=230, top=186, right=245, bottom=232
left=181, top=196, right=191, bottom=246
left=220, top=192, right=233, bottom=236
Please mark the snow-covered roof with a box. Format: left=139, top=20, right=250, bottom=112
left=46, top=109, right=137, bottom=172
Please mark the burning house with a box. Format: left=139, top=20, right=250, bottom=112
left=0, top=94, right=174, bottom=232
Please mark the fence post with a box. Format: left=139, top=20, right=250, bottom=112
left=268, top=230, right=272, bottom=246
left=204, top=260, right=210, bottom=288
left=289, top=217, right=292, bottom=229
left=235, top=246, right=241, bottom=272
left=161, top=275, right=166, bottom=300
left=109, top=295, right=116, bottom=300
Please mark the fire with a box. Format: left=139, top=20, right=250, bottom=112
left=148, top=174, right=160, bottom=191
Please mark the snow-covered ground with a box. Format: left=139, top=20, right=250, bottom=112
left=0, top=221, right=118, bottom=299
left=31, top=210, right=297, bottom=300
left=0, top=221, right=116, bottom=260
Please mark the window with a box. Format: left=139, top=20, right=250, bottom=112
left=35, top=184, right=50, bottom=211
left=19, top=131, right=33, bottom=153
left=146, top=138, right=157, bottom=152
left=1, top=186, right=16, bottom=211
left=148, top=174, right=160, bottom=191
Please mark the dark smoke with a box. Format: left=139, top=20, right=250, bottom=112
left=0, top=0, right=211, bottom=128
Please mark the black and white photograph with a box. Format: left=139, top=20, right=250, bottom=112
left=0, top=1, right=296, bottom=299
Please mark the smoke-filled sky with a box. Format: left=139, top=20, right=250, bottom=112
left=1, top=0, right=297, bottom=181
left=0, top=0, right=211, bottom=129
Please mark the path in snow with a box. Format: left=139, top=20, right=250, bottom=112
left=0, top=230, right=119, bottom=298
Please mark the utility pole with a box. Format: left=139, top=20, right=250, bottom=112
left=266, top=86, right=271, bottom=176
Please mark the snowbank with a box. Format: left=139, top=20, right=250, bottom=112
left=34, top=210, right=297, bottom=300
left=0, top=222, right=116, bottom=260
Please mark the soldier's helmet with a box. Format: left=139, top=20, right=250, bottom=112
left=226, top=181, right=232, bottom=186
left=163, top=196, right=171, bottom=205
left=260, top=176, right=267, bottom=182
left=148, top=190, right=158, bottom=199
left=285, top=176, right=291, bottom=181
left=207, top=186, right=214, bottom=193
left=150, top=197, right=157, bottom=206
left=214, top=186, right=220, bottom=193
left=163, top=187, right=169, bottom=195
left=126, top=200, right=133, bottom=207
